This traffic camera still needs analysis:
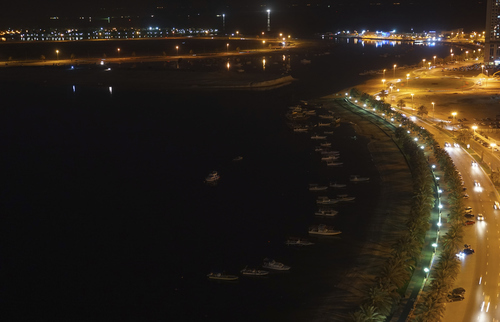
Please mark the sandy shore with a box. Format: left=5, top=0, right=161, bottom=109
left=301, top=96, right=413, bottom=321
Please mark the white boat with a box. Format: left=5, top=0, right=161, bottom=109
left=311, top=135, right=327, bottom=140
left=315, top=147, right=324, bottom=152
left=327, top=162, right=343, bottom=166
left=320, top=142, right=332, bottom=147
left=335, top=195, right=355, bottom=202
left=319, top=115, right=335, bottom=119
left=263, top=259, right=290, bottom=271
left=316, top=196, right=339, bottom=205
left=324, top=131, right=334, bottom=134
left=315, top=210, right=338, bottom=217
left=321, top=150, right=340, bottom=155
left=321, top=156, right=339, bottom=161
left=318, top=122, right=331, bottom=127
left=305, top=110, right=316, bottom=116
left=205, top=171, right=220, bottom=183
left=329, top=182, right=347, bottom=188
left=350, top=175, right=369, bottom=182
left=308, top=224, right=342, bottom=236
left=207, top=272, right=239, bottom=281
left=293, top=127, right=308, bottom=132
left=309, top=184, right=328, bottom=191
left=285, top=238, right=315, bottom=246
left=240, top=268, right=269, bottom=276
left=232, top=156, right=243, bottom=161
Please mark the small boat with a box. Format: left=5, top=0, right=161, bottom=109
left=316, top=196, right=339, bottom=205
left=318, top=122, right=331, bottom=127
left=263, top=259, right=290, bottom=271
left=240, top=267, right=269, bottom=276
left=321, top=150, right=340, bottom=155
left=324, top=131, right=334, bottom=135
left=293, top=127, right=308, bottom=132
left=285, top=238, right=315, bottom=246
left=300, top=59, right=311, bottom=64
left=335, top=195, right=355, bottom=202
left=232, top=156, right=243, bottom=161
left=309, top=224, right=342, bottom=236
left=320, top=142, right=332, bottom=147
left=315, top=147, right=324, bottom=152
left=329, top=182, right=347, bottom=188
left=207, top=272, right=239, bottom=281
left=304, top=110, right=316, bottom=116
left=327, top=162, right=343, bottom=166
left=321, top=156, right=339, bottom=161
left=350, top=175, right=370, bottom=182
left=309, top=184, right=328, bottom=191
left=315, top=210, right=338, bottom=217
left=311, top=135, right=327, bottom=140
left=205, top=171, right=220, bottom=183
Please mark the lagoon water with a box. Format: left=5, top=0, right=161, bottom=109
left=3, top=39, right=456, bottom=320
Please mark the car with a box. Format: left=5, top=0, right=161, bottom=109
left=444, top=141, right=451, bottom=147
left=477, top=214, right=485, bottom=221
left=464, top=220, right=475, bottom=225
left=463, top=187, right=467, bottom=191
left=474, top=180, right=480, bottom=186
left=465, top=206, right=472, bottom=211
left=448, top=294, right=465, bottom=302
left=454, top=143, right=460, bottom=147
left=494, top=201, right=500, bottom=209
left=461, top=181, right=465, bottom=186
left=452, top=287, right=466, bottom=295
left=471, top=161, right=478, bottom=167
left=464, top=213, right=475, bottom=218
left=463, top=248, right=475, bottom=255
left=463, top=194, right=469, bottom=199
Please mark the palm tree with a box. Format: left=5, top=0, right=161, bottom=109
left=363, top=286, right=393, bottom=316
left=417, top=105, right=428, bottom=117
left=457, top=129, right=471, bottom=143
left=397, top=99, right=406, bottom=110
left=349, top=304, right=386, bottom=322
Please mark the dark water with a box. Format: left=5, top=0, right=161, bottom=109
left=3, top=39, right=454, bottom=321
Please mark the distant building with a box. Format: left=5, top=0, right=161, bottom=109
left=485, top=0, right=500, bottom=65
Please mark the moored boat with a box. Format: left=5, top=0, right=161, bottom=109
left=335, top=195, right=355, bottom=202
left=205, top=171, right=220, bottom=183
left=318, top=122, right=331, bottom=127
left=207, top=272, right=239, bottom=281
left=327, top=162, right=343, bottom=167
left=320, top=142, right=332, bottom=147
left=315, top=210, right=338, bottom=217
left=309, top=184, right=328, bottom=191
left=316, top=196, right=339, bottom=205
left=308, top=224, right=342, bottom=236
left=311, top=135, right=327, bottom=140
left=329, top=182, right=347, bottom=188
left=262, top=259, right=290, bottom=271
left=321, top=156, right=339, bottom=162
left=350, top=175, right=370, bottom=182
left=240, top=267, right=269, bottom=276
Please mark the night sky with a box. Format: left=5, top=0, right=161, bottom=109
left=1, top=1, right=488, bottom=35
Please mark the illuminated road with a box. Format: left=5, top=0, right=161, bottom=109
left=416, top=120, right=500, bottom=322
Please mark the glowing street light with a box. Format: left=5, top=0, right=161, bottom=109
left=393, top=64, right=397, bottom=78
left=472, top=125, right=478, bottom=138
left=491, top=143, right=497, bottom=153
left=382, top=79, right=386, bottom=87
left=428, top=62, right=431, bottom=69
left=406, top=73, right=410, bottom=88
left=466, top=51, right=469, bottom=60
left=226, top=43, right=229, bottom=53
left=383, top=69, right=386, bottom=79
left=176, top=45, right=179, bottom=55
left=433, top=55, right=436, bottom=65
left=422, top=58, right=426, bottom=67
left=431, top=102, right=435, bottom=118
left=452, top=112, right=457, bottom=130
left=117, top=48, right=120, bottom=58
left=411, top=93, right=414, bottom=109
left=481, top=64, right=484, bottom=75
left=56, top=49, right=59, bottom=60
left=266, top=9, right=271, bottom=32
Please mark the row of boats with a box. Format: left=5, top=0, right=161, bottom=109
left=207, top=259, right=291, bottom=281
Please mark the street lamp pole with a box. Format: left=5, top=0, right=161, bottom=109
left=393, top=64, right=397, bottom=78
left=422, top=59, right=426, bottom=68
left=383, top=69, right=386, bottom=79
left=117, top=48, right=120, bottom=58
left=452, top=112, right=457, bottom=130
left=433, top=55, right=436, bottom=66
left=411, top=93, right=414, bottom=110
left=267, top=9, right=271, bottom=32
left=406, top=73, right=410, bottom=89
left=472, top=125, right=477, bottom=138
left=56, top=50, right=59, bottom=60
left=226, top=43, right=229, bottom=53
left=431, top=102, right=435, bottom=119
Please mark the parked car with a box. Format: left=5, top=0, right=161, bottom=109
left=463, top=248, right=475, bottom=254
left=463, top=194, right=470, bottom=199
left=464, top=220, right=476, bottom=225
left=464, top=213, right=475, bottom=218
left=465, top=206, right=473, bottom=212
left=452, top=287, right=466, bottom=295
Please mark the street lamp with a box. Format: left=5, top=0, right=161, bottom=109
left=428, top=62, right=431, bottom=69
left=176, top=45, right=179, bottom=55
left=451, top=53, right=454, bottom=62
left=466, top=51, right=469, bottom=60
left=472, top=125, right=477, bottom=138
left=411, top=93, right=414, bottom=109
left=431, top=102, right=435, bottom=118
left=481, top=64, right=484, bottom=75
left=452, top=112, right=457, bottom=130
left=226, top=43, right=229, bottom=53
left=117, top=48, right=120, bottom=58
left=383, top=69, right=386, bottom=79
left=393, top=64, right=397, bottom=78
left=406, top=73, right=410, bottom=88
left=56, top=49, right=59, bottom=60
left=422, top=58, right=426, bottom=67
left=433, top=55, right=436, bottom=65
left=382, top=79, right=386, bottom=88
left=266, top=9, right=271, bottom=32
left=491, top=143, right=497, bottom=153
